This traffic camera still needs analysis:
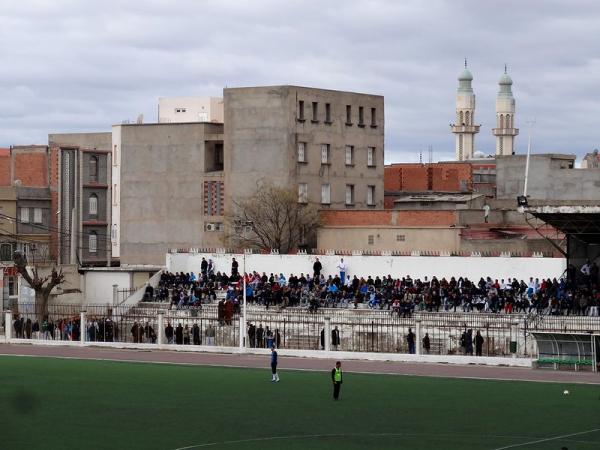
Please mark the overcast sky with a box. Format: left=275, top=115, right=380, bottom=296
left=1, top=0, right=599, bottom=163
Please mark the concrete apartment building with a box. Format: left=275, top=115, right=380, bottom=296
left=224, top=86, right=384, bottom=210
left=48, top=133, right=113, bottom=266
left=109, top=86, right=384, bottom=265
left=158, top=97, right=224, bottom=123
left=113, top=122, right=224, bottom=265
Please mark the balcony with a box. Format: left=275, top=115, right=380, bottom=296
left=450, top=124, right=481, bottom=133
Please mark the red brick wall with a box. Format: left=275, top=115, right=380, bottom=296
left=385, top=163, right=472, bottom=192
left=320, top=210, right=457, bottom=227
left=321, top=210, right=393, bottom=226
left=14, top=152, right=48, bottom=187
left=0, top=149, right=11, bottom=186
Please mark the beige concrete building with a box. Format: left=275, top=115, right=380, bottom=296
left=224, top=86, right=384, bottom=210
left=113, top=122, right=225, bottom=265
left=158, top=97, right=224, bottom=124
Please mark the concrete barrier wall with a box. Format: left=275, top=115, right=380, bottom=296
left=0, top=338, right=533, bottom=368
left=167, top=253, right=566, bottom=281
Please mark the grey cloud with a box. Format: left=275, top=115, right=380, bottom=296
left=1, top=0, right=599, bottom=162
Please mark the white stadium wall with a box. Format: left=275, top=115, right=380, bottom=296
left=167, top=253, right=567, bottom=282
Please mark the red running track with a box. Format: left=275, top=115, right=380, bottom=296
left=0, top=343, right=598, bottom=384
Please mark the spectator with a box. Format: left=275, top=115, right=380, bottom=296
left=407, top=328, right=416, bottom=354
left=332, top=326, right=340, bottom=351
left=313, top=258, right=322, bottom=279
left=475, top=330, right=484, bottom=356
left=423, top=333, right=431, bottom=354
left=165, top=322, right=174, bottom=344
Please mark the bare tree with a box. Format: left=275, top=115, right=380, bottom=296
left=13, top=251, right=65, bottom=320
left=224, top=183, right=320, bottom=253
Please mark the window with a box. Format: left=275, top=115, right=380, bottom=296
left=345, top=146, right=354, bottom=165
left=321, top=184, right=331, bottom=204
left=345, top=184, right=354, bottom=205
left=113, top=145, right=118, bottom=166
left=0, top=243, right=13, bottom=261
left=112, top=224, right=118, bottom=241
left=297, top=142, right=306, bottom=163
left=367, top=185, right=375, bottom=205
left=321, top=144, right=330, bottom=164
left=371, top=108, right=377, bottom=127
left=325, top=103, right=331, bottom=123
left=367, top=147, right=376, bottom=167
left=89, top=232, right=97, bottom=253
left=311, top=102, right=318, bottom=122
left=358, top=106, right=365, bottom=126
left=346, top=105, right=352, bottom=124
left=89, top=156, right=98, bottom=182
left=396, top=234, right=406, bottom=242
left=175, top=108, right=187, bottom=113
left=203, top=181, right=224, bottom=216
left=368, top=235, right=374, bottom=245
left=298, top=100, right=305, bottom=120
left=20, top=207, right=29, bottom=223
left=33, top=208, right=42, bottom=224
left=8, top=276, right=17, bottom=296
left=298, top=183, right=308, bottom=203
left=89, top=194, right=98, bottom=216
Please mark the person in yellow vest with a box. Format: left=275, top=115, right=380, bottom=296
left=331, top=361, right=343, bottom=400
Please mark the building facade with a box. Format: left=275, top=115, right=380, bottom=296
left=224, top=85, right=384, bottom=211
left=113, top=122, right=224, bottom=265
left=158, top=97, right=224, bottom=124
left=48, top=133, right=113, bottom=266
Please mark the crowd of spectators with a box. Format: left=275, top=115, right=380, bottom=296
left=148, top=257, right=600, bottom=317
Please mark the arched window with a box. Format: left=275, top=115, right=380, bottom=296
left=89, top=156, right=98, bottom=182
left=459, top=111, right=464, bottom=125
left=465, top=111, right=470, bottom=125
left=112, top=224, right=118, bottom=241
left=506, top=114, right=512, bottom=128
left=499, top=114, right=504, bottom=129
left=89, top=232, right=97, bottom=253
left=89, top=194, right=98, bottom=216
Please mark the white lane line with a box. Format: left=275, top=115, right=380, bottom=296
left=171, top=432, right=540, bottom=450
left=491, top=428, right=600, bottom=450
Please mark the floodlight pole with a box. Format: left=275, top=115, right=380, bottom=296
left=523, top=119, right=535, bottom=198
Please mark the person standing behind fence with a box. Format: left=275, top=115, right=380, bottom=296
left=192, top=323, right=201, bottom=345
left=332, top=326, right=340, bottom=351
left=423, top=333, right=431, bottom=354
left=270, top=347, right=280, bottom=382
left=231, top=257, right=239, bottom=278
left=331, top=361, right=343, bottom=400
left=475, top=330, right=484, bottom=356
left=165, top=322, right=174, bottom=344
left=407, top=328, right=416, bottom=354
left=206, top=323, right=216, bottom=345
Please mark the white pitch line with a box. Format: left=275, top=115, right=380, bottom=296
left=491, top=427, right=600, bottom=450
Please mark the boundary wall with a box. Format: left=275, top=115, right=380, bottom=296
left=0, top=337, right=533, bottom=368
left=167, top=253, right=566, bottom=281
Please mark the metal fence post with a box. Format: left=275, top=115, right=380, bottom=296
left=4, top=310, right=12, bottom=341
left=415, top=319, right=422, bottom=355
left=112, top=284, right=119, bottom=305
left=324, top=316, right=331, bottom=352
left=157, top=312, right=164, bottom=346
left=510, top=321, right=519, bottom=357
left=80, top=310, right=86, bottom=345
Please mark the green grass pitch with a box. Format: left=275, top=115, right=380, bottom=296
left=1, top=356, right=599, bottom=449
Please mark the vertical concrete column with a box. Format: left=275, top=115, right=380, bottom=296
left=239, top=315, right=245, bottom=349
left=157, top=313, right=164, bottom=346
left=80, top=311, right=86, bottom=345
left=4, top=310, right=12, bottom=341
left=510, top=321, right=519, bottom=358
left=324, top=317, right=332, bottom=352
left=112, top=284, right=119, bottom=305
left=415, top=319, right=422, bottom=356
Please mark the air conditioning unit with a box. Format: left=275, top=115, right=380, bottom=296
left=206, top=223, right=216, bottom=232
